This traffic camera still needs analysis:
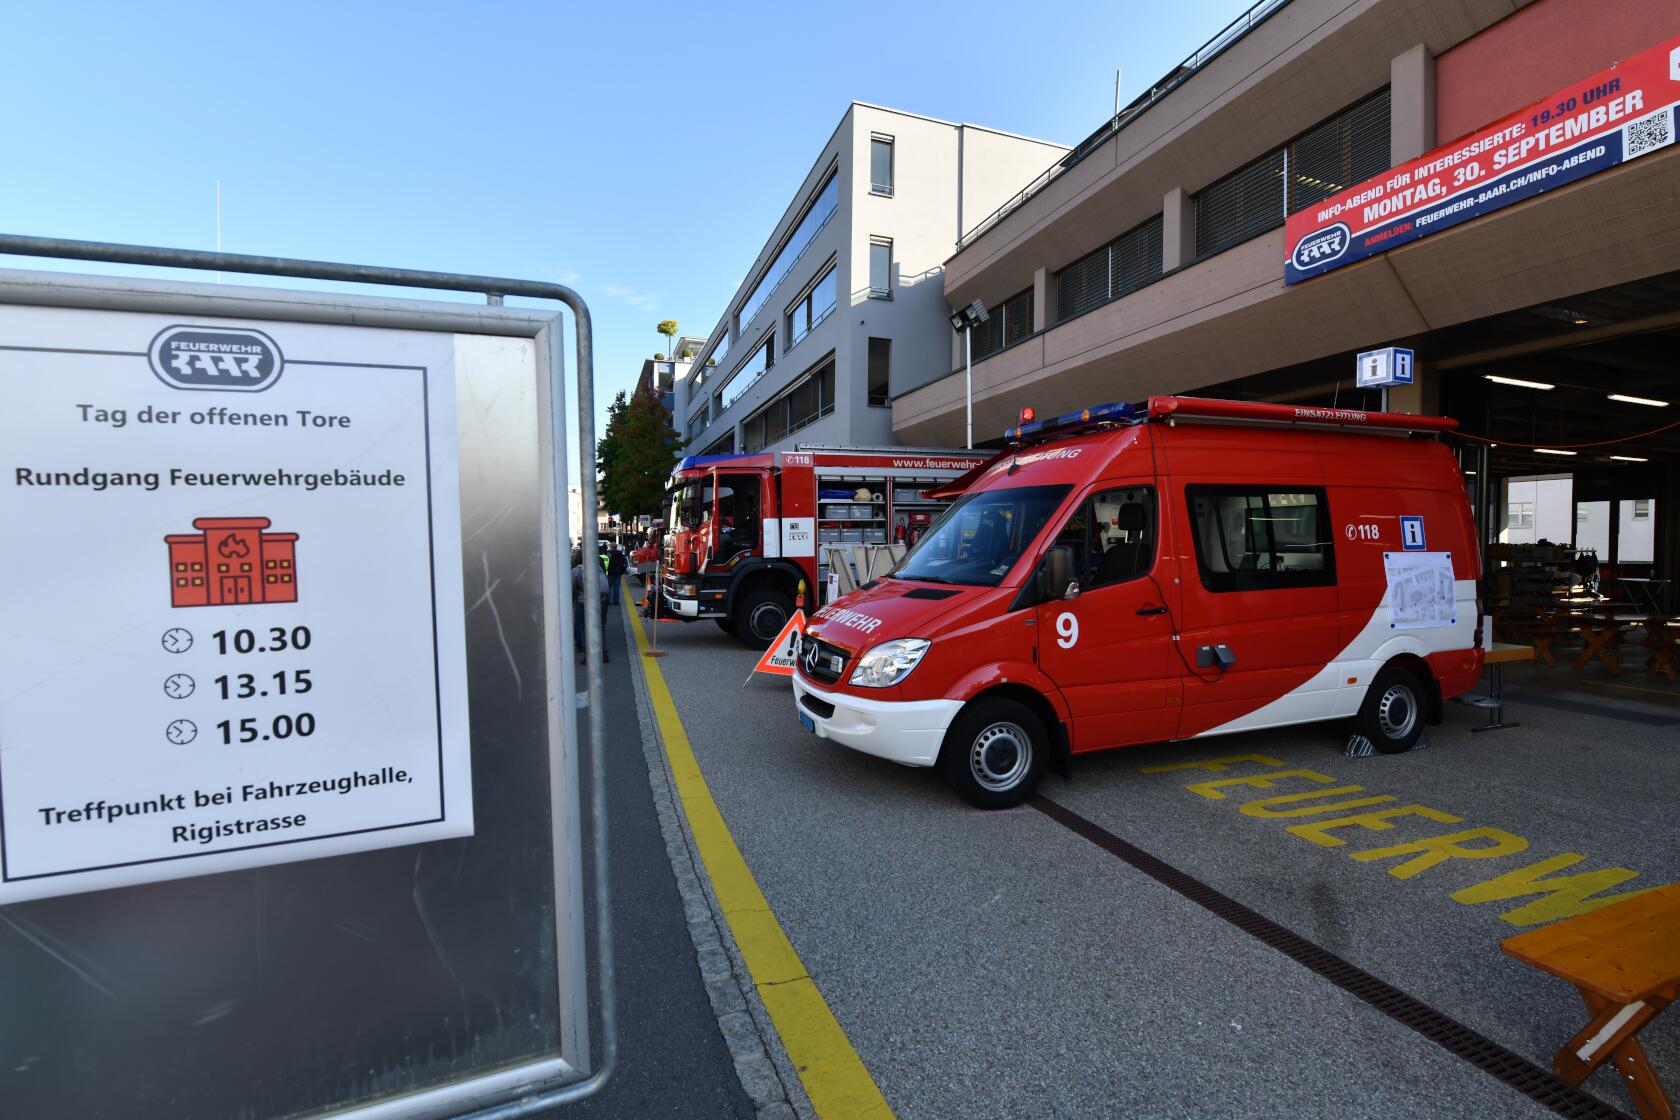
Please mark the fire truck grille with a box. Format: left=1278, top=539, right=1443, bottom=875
left=799, top=636, right=852, bottom=686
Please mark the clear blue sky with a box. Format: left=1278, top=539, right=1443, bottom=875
left=1, top=0, right=1254, bottom=477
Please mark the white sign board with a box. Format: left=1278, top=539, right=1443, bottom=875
left=1383, top=550, right=1456, bottom=630
left=1356, top=346, right=1415, bottom=388
left=0, top=306, right=471, bottom=903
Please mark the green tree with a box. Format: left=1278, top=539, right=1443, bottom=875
left=598, top=387, right=680, bottom=522
left=657, top=319, right=678, bottom=358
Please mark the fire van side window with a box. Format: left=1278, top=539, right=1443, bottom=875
left=1048, top=487, right=1156, bottom=590
left=1186, top=486, right=1335, bottom=593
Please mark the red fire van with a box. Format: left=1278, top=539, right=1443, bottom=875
left=792, top=397, right=1484, bottom=808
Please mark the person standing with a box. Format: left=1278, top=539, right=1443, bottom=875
left=570, top=549, right=609, bottom=664
left=606, top=544, right=627, bottom=606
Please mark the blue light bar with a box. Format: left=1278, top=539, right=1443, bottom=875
left=675, top=452, right=751, bottom=472
left=1004, top=401, right=1136, bottom=443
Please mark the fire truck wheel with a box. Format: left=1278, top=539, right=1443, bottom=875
left=1357, top=664, right=1427, bottom=754
left=734, top=588, right=793, bottom=649
left=939, top=698, right=1047, bottom=810
left=715, top=617, right=736, bottom=635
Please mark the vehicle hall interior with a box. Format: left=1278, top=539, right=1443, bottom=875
left=1201, top=266, right=1680, bottom=696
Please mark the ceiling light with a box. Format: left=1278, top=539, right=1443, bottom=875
left=1485, top=375, right=1555, bottom=390
left=1572, top=318, right=1589, bottom=325
left=1463, top=470, right=1478, bottom=476
left=1607, top=393, right=1669, bottom=407
left=1533, top=448, right=1576, bottom=456
left=1609, top=455, right=1649, bottom=463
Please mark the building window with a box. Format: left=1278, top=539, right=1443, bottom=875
left=869, top=238, right=893, bottom=298
left=743, top=356, right=836, bottom=452
left=738, top=168, right=840, bottom=328
left=702, top=432, right=737, bottom=457
left=1508, top=502, right=1535, bottom=529
left=870, top=135, right=894, bottom=196
left=1195, top=148, right=1286, bottom=259
left=1286, top=87, right=1392, bottom=214
left=1055, top=214, right=1163, bottom=323
left=868, top=338, right=891, bottom=407
left=1633, top=499, right=1651, bottom=520
left=1195, top=88, right=1390, bottom=259
left=970, top=289, right=1034, bottom=360
left=719, top=332, right=774, bottom=411
left=786, top=262, right=838, bottom=349
left=1187, top=487, right=1336, bottom=592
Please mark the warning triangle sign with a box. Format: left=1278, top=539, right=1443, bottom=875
left=752, top=610, right=806, bottom=677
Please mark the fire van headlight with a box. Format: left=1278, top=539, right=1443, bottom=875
left=848, top=638, right=931, bottom=688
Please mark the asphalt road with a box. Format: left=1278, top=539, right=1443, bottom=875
left=646, top=617, right=1679, bottom=1120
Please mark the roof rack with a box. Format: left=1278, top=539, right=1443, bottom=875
left=1147, top=396, right=1458, bottom=432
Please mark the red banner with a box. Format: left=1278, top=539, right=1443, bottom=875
left=1285, top=35, right=1680, bottom=283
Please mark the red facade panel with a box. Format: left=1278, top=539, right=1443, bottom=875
left=1435, top=0, right=1680, bottom=142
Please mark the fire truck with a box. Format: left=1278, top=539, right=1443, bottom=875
left=629, top=523, right=662, bottom=576
left=659, top=446, right=990, bottom=647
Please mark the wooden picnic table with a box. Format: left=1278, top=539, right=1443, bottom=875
left=1620, top=577, right=1672, bottom=615
left=1502, top=882, right=1680, bottom=1119
left=1646, top=619, right=1680, bottom=683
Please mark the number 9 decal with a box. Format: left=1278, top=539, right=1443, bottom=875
left=1056, top=611, right=1079, bottom=649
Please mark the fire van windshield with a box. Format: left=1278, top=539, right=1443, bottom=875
left=893, top=485, right=1070, bottom=587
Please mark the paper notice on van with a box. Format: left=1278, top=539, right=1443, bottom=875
left=1383, top=551, right=1456, bottom=630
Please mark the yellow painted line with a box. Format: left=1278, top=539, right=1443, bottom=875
left=625, top=597, right=895, bottom=1120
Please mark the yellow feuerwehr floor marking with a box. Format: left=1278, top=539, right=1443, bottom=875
left=626, top=597, right=894, bottom=1120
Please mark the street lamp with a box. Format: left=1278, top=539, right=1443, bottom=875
left=949, top=299, right=989, bottom=449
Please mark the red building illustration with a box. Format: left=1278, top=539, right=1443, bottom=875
left=165, top=517, right=299, bottom=607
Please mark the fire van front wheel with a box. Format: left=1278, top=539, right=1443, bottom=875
left=940, top=698, right=1048, bottom=810
left=1357, top=665, right=1426, bottom=754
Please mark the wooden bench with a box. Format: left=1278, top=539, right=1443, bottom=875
left=1466, top=643, right=1534, bottom=733
left=1502, top=882, right=1680, bottom=1119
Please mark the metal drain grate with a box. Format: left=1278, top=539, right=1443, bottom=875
left=1030, top=795, right=1632, bottom=1120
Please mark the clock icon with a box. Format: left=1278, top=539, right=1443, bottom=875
left=166, top=719, right=198, bottom=745
left=164, top=673, right=196, bottom=700
left=161, top=628, right=194, bottom=654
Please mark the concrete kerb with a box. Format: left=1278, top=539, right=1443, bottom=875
left=620, top=583, right=816, bottom=1120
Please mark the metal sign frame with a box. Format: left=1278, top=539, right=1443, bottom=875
left=0, top=233, right=614, bottom=1118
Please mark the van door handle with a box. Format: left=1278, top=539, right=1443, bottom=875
left=1137, top=605, right=1168, bottom=616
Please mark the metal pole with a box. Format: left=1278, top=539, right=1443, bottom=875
left=0, top=231, right=617, bottom=1114
left=965, top=327, right=973, bottom=450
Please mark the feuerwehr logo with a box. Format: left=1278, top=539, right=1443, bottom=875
left=148, top=325, right=284, bottom=392
left=1291, top=223, right=1351, bottom=271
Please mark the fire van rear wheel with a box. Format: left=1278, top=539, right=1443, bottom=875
left=1356, top=664, right=1427, bottom=754
left=733, top=588, right=792, bottom=650
left=939, top=697, right=1048, bottom=810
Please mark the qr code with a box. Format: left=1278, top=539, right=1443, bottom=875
left=1627, top=110, right=1673, bottom=157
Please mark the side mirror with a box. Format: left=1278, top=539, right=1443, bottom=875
left=1040, top=546, right=1079, bottom=603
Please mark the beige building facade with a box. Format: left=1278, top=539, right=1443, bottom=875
left=897, top=0, right=1680, bottom=588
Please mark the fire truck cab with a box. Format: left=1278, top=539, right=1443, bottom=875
left=792, top=397, right=1485, bottom=808
left=659, top=447, right=990, bottom=647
